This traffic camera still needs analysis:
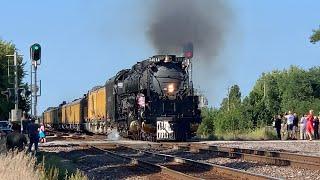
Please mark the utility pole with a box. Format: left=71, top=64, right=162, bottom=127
left=263, top=81, right=266, bottom=99
left=228, top=87, right=230, bottom=111
left=262, top=76, right=267, bottom=127
left=14, top=52, right=19, bottom=130
left=6, top=51, right=23, bottom=132
left=262, top=73, right=266, bottom=100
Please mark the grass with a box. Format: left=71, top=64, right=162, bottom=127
left=0, top=139, right=87, bottom=180
left=0, top=138, right=6, bottom=152
left=200, top=127, right=278, bottom=141
left=37, top=152, right=87, bottom=180
left=0, top=150, right=40, bottom=180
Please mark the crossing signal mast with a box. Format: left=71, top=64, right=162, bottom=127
left=30, top=43, right=42, bottom=121
left=1, top=51, right=24, bottom=132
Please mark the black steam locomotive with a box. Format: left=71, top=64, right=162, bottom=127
left=106, top=55, right=201, bottom=141
left=44, top=54, right=201, bottom=141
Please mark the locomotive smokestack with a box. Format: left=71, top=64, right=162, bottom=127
left=183, top=42, right=194, bottom=59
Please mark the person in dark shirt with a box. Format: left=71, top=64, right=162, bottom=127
left=292, top=113, right=299, bottom=140
left=27, top=119, right=39, bottom=153
left=6, top=124, right=27, bottom=151
left=274, top=115, right=282, bottom=140
left=314, top=114, right=319, bottom=140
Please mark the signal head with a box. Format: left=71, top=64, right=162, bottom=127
left=30, top=43, right=41, bottom=61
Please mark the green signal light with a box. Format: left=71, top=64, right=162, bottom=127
left=30, top=43, right=41, bottom=61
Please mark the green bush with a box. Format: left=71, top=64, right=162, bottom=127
left=197, top=108, right=217, bottom=138
left=214, top=127, right=277, bottom=141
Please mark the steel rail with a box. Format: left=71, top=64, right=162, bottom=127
left=207, top=145, right=320, bottom=170
left=123, top=146, right=276, bottom=180
left=91, top=146, right=200, bottom=180
left=174, top=144, right=320, bottom=171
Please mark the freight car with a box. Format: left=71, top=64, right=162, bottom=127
left=43, top=54, right=202, bottom=141
left=43, top=107, right=60, bottom=129
left=61, top=98, right=87, bottom=131
left=85, top=86, right=107, bottom=134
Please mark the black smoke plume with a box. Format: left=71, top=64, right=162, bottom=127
left=146, top=0, right=233, bottom=104
left=146, top=0, right=231, bottom=59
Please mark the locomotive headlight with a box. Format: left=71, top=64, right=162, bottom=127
left=168, top=84, right=174, bottom=93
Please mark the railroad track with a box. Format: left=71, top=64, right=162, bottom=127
left=46, top=129, right=107, bottom=141
left=93, top=145, right=275, bottom=180
left=166, top=144, right=320, bottom=171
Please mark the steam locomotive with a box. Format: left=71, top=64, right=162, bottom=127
left=43, top=54, right=201, bottom=141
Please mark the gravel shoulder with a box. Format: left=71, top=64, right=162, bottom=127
left=201, top=140, right=320, bottom=156
left=39, top=139, right=320, bottom=179
left=40, top=145, right=179, bottom=180
left=146, top=146, right=320, bottom=180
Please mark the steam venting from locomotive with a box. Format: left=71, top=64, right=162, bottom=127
left=106, top=128, right=120, bottom=141
left=146, top=0, right=231, bottom=59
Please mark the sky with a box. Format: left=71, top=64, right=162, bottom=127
left=0, top=0, right=320, bottom=113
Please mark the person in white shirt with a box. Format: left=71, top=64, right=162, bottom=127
left=285, top=111, right=294, bottom=139
left=300, top=114, right=307, bottom=140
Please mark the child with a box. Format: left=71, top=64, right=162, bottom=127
left=39, top=123, right=46, bottom=143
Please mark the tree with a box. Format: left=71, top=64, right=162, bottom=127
left=214, top=107, right=252, bottom=134
left=310, top=27, right=320, bottom=44
left=214, top=84, right=253, bottom=134
left=220, top=84, right=241, bottom=111
left=229, top=85, right=241, bottom=108
left=0, top=39, right=30, bottom=119
left=198, top=64, right=320, bottom=139
left=197, top=107, right=218, bottom=137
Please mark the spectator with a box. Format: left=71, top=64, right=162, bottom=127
left=281, top=114, right=287, bottom=139
left=274, top=115, right=282, bottom=140
left=27, top=119, right=39, bottom=154
left=300, top=114, right=307, bottom=140
left=292, top=113, right=299, bottom=140
left=6, top=124, right=27, bottom=151
left=39, top=123, right=46, bottom=143
left=306, top=110, right=314, bottom=141
left=0, top=130, right=6, bottom=140
left=285, top=111, right=294, bottom=139
left=314, top=114, right=319, bottom=140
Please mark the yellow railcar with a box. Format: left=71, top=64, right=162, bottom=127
left=43, top=107, right=60, bottom=128
left=61, top=97, right=87, bottom=130
left=43, top=110, right=50, bottom=125
left=88, top=86, right=107, bottom=121
left=85, top=86, right=107, bottom=133
left=61, top=105, right=67, bottom=125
